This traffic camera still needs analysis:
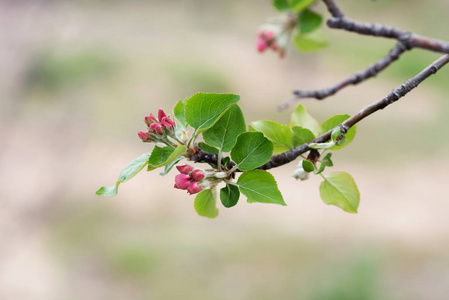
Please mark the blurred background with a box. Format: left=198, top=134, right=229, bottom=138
left=1, top=0, right=449, bottom=299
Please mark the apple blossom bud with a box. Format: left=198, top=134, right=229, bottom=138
left=257, top=38, right=268, bottom=52
left=138, top=131, right=152, bottom=142
left=174, top=174, right=192, bottom=190
left=192, top=169, right=205, bottom=181
left=176, top=164, right=194, bottom=174
left=158, top=109, right=167, bottom=122
left=214, top=171, right=228, bottom=179
left=292, top=160, right=310, bottom=181
left=187, top=181, right=202, bottom=194
left=144, top=115, right=157, bottom=126
left=160, top=116, right=175, bottom=130
left=149, top=122, right=164, bottom=135
left=263, top=31, right=274, bottom=41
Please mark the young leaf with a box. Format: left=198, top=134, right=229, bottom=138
left=173, top=98, right=187, bottom=129
left=291, top=0, right=317, bottom=13
left=235, top=170, right=286, bottom=206
left=319, top=172, right=360, bottom=213
left=147, top=145, right=187, bottom=171
left=272, top=0, right=289, bottom=12
left=198, top=142, right=219, bottom=155
left=302, top=160, right=315, bottom=172
left=293, top=31, right=328, bottom=53
left=315, top=153, right=333, bottom=174
left=320, top=114, right=356, bottom=150
left=159, top=156, right=184, bottom=176
left=299, top=9, right=322, bottom=34
left=203, top=104, right=246, bottom=152
left=230, top=132, right=273, bottom=171
left=96, top=152, right=151, bottom=197
left=331, top=126, right=341, bottom=142
left=184, top=93, right=240, bottom=133
left=290, top=104, right=320, bottom=136
left=292, top=126, right=315, bottom=147
left=249, top=120, right=292, bottom=153
left=194, top=189, right=219, bottom=218
left=220, top=184, right=240, bottom=208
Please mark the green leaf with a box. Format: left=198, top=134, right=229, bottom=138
left=220, top=184, right=240, bottom=208
left=249, top=120, right=292, bottom=153
left=184, top=93, right=240, bottom=133
left=147, top=145, right=187, bottom=171
left=291, top=0, right=317, bottom=13
left=198, top=142, right=219, bottom=155
left=203, top=104, right=246, bottom=152
left=173, top=98, right=187, bottom=129
left=319, top=172, right=360, bottom=213
left=96, top=153, right=151, bottom=197
left=291, top=126, right=315, bottom=147
left=194, top=189, right=219, bottom=218
left=159, top=156, right=184, bottom=176
left=290, top=104, right=320, bottom=136
left=230, top=132, right=273, bottom=171
left=302, top=160, right=315, bottom=172
left=235, top=170, right=286, bottom=206
left=272, top=0, right=290, bottom=11
left=315, top=152, right=333, bottom=174
left=299, top=9, right=322, bottom=34
left=293, top=31, right=328, bottom=53
left=331, top=127, right=341, bottom=142
left=320, top=114, right=356, bottom=150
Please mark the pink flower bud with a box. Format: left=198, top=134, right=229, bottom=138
left=192, top=169, right=205, bottom=181
left=176, top=164, right=194, bottom=174
left=158, top=109, right=167, bottom=122
left=144, top=115, right=157, bottom=126
left=257, top=37, right=268, bottom=52
left=160, top=116, right=175, bottom=130
left=270, top=42, right=278, bottom=51
left=263, top=31, right=274, bottom=41
left=149, top=122, right=164, bottom=135
left=174, top=174, right=192, bottom=190
left=138, top=131, right=152, bottom=142
left=187, top=181, right=202, bottom=194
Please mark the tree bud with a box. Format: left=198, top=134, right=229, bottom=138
left=144, top=115, right=157, bottom=126
left=192, top=169, right=205, bottom=181
left=174, top=174, right=192, bottom=190
left=137, top=131, right=152, bottom=143
left=149, top=122, right=164, bottom=135
left=158, top=109, right=167, bottom=121
left=176, top=164, right=194, bottom=174
left=160, top=116, right=175, bottom=130
left=187, top=181, right=202, bottom=194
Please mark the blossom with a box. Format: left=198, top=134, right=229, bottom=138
left=160, top=116, right=175, bottom=130
left=137, top=131, right=152, bottom=143
left=158, top=109, right=167, bottom=121
left=174, top=174, right=192, bottom=190
left=192, top=169, right=205, bottom=181
left=144, top=115, right=157, bottom=126
left=149, top=122, right=164, bottom=135
left=187, top=181, right=202, bottom=194
left=176, top=164, right=194, bottom=174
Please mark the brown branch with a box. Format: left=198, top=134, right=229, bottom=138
left=278, top=42, right=408, bottom=110
left=262, top=54, right=449, bottom=170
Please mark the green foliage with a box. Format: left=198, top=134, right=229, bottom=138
left=290, top=104, right=321, bottom=136
left=96, top=153, right=151, bottom=196
left=302, top=160, right=315, bottom=172
left=173, top=99, right=187, bottom=129
left=198, top=142, right=219, bottom=155
left=293, top=31, right=328, bottom=53
left=184, top=93, right=240, bottom=133
left=316, top=153, right=333, bottom=174
left=272, top=0, right=317, bottom=13
left=298, top=9, right=322, bottom=34
left=230, top=132, right=273, bottom=171
left=320, top=115, right=356, bottom=150
left=194, top=189, right=219, bottom=218
left=147, top=145, right=187, bottom=171
left=203, top=104, right=246, bottom=152
left=235, top=170, right=286, bottom=205
left=220, top=184, right=240, bottom=208
left=320, top=172, right=360, bottom=213
left=292, top=126, right=315, bottom=147
left=249, top=120, right=292, bottom=153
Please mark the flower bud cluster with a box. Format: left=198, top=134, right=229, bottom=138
left=174, top=164, right=229, bottom=195
left=138, top=108, right=176, bottom=143
left=256, top=16, right=296, bottom=58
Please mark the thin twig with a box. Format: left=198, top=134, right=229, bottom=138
left=278, top=42, right=408, bottom=110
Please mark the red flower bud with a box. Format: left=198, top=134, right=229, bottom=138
left=144, top=115, right=157, bottom=126
left=149, top=122, right=164, bottom=135
left=174, top=174, right=192, bottom=190
left=176, top=164, right=194, bottom=174
left=160, top=116, right=175, bottom=130
left=262, top=31, right=274, bottom=41
left=137, top=131, right=152, bottom=142
left=158, top=109, right=167, bottom=122
left=187, top=181, right=202, bottom=194
left=257, top=38, right=268, bottom=52
left=192, top=169, right=205, bottom=181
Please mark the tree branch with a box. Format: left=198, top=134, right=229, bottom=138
left=278, top=42, right=408, bottom=110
